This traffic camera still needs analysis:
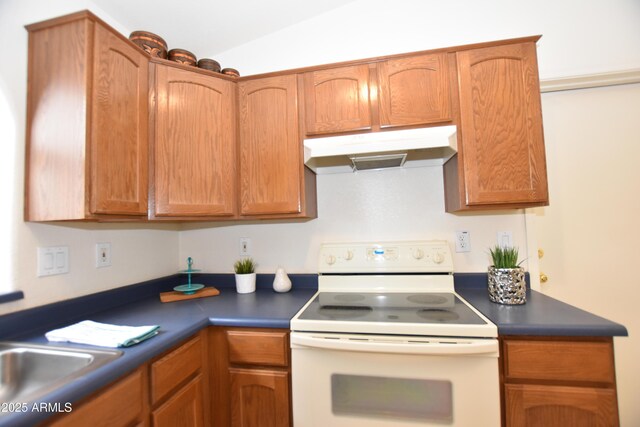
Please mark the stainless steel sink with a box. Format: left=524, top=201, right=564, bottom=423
left=0, top=342, right=122, bottom=405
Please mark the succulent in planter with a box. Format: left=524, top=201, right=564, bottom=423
left=487, top=245, right=526, bottom=305
left=234, top=258, right=257, bottom=294
left=234, top=257, right=256, bottom=274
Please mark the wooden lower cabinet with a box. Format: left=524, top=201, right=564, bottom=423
left=230, top=368, right=290, bottom=427
left=45, top=331, right=208, bottom=426
left=505, top=383, right=618, bottom=426
left=47, top=368, right=147, bottom=427
left=152, top=374, right=205, bottom=427
left=149, top=332, right=209, bottom=426
left=47, top=328, right=289, bottom=427
left=501, top=336, right=619, bottom=426
left=209, top=327, right=292, bottom=427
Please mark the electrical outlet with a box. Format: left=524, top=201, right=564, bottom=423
left=455, top=231, right=471, bottom=253
left=96, top=243, right=112, bottom=268
left=239, top=238, right=251, bottom=256
left=497, top=231, right=513, bottom=248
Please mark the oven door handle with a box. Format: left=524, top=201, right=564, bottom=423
left=290, top=332, right=499, bottom=356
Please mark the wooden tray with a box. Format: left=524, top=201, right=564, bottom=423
left=160, top=286, right=220, bottom=303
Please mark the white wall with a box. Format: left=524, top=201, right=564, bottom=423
left=536, top=83, right=640, bottom=425
left=213, top=0, right=640, bottom=79
left=180, top=168, right=528, bottom=273
left=0, top=0, right=180, bottom=315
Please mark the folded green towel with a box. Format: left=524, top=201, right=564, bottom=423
left=45, top=320, right=160, bottom=348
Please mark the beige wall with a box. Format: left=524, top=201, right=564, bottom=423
left=536, top=83, right=640, bottom=424
left=0, top=0, right=180, bottom=315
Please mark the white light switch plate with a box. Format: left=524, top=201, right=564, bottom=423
left=37, top=246, right=69, bottom=277
left=239, top=237, right=251, bottom=256
left=497, top=231, right=513, bottom=248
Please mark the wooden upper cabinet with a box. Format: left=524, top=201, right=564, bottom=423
left=90, top=23, right=148, bottom=216
left=377, top=53, right=452, bottom=128
left=448, top=42, right=549, bottom=210
left=152, top=64, right=236, bottom=217
left=303, top=64, right=371, bottom=135
left=25, top=11, right=148, bottom=221
left=238, top=75, right=309, bottom=216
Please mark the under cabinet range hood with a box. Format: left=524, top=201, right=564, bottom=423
left=303, top=125, right=458, bottom=174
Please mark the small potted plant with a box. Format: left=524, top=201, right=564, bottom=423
left=488, top=245, right=526, bottom=305
left=234, top=258, right=257, bottom=294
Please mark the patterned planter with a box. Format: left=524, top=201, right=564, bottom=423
left=488, top=266, right=526, bottom=305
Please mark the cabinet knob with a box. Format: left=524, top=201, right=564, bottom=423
left=538, top=249, right=544, bottom=259
left=540, top=272, right=548, bottom=283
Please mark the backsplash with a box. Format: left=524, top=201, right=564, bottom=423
left=179, top=167, right=529, bottom=274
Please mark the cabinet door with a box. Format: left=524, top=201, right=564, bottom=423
left=378, top=53, right=451, bottom=128
left=456, top=42, right=548, bottom=206
left=154, top=65, right=236, bottom=217
left=49, top=368, right=145, bottom=427
left=505, top=384, right=619, bottom=427
left=230, top=368, right=290, bottom=427
left=90, top=23, right=149, bottom=215
left=238, top=75, right=301, bottom=215
left=303, top=64, right=371, bottom=135
left=152, top=375, right=205, bottom=427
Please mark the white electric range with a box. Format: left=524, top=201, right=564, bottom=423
left=290, top=240, right=500, bottom=427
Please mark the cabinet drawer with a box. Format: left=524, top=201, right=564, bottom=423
left=151, top=334, right=203, bottom=403
left=227, top=329, right=289, bottom=367
left=49, top=368, right=144, bottom=427
left=503, top=339, right=615, bottom=383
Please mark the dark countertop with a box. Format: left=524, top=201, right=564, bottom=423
left=0, top=272, right=627, bottom=426
left=455, top=278, right=628, bottom=337
left=0, top=276, right=316, bottom=427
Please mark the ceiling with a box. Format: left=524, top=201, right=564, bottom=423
left=91, top=0, right=356, bottom=59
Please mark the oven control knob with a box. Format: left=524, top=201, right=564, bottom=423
left=412, top=248, right=425, bottom=260
left=432, top=252, right=445, bottom=264
left=325, top=254, right=337, bottom=265
left=343, top=250, right=354, bottom=261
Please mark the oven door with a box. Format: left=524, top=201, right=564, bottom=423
left=291, top=332, right=500, bottom=427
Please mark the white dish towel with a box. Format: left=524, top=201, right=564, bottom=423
left=45, top=320, right=160, bottom=348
